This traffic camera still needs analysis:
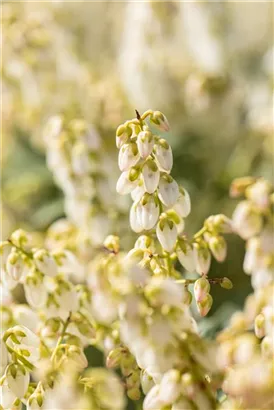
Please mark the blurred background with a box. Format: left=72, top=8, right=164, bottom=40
left=2, top=1, right=273, bottom=333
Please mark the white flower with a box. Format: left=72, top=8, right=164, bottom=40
left=142, top=160, right=160, bottom=194
left=0, top=379, right=17, bottom=409
left=176, top=243, right=196, bottom=272
left=154, top=140, right=173, bottom=173
left=232, top=201, right=262, bottom=239
left=251, top=267, right=273, bottom=289
left=33, top=249, right=58, bottom=277
left=116, top=170, right=139, bottom=195
left=130, top=203, right=143, bottom=233
left=145, top=277, right=183, bottom=307
left=208, top=235, right=227, bottom=262
left=6, top=251, right=25, bottom=281
left=173, top=188, right=191, bottom=218
left=141, top=370, right=155, bottom=395
left=6, top=365, right=30, bottom=398
left=137, top=130, right=154, bottom=159
left=158, top=370, right=181, bottom=405
left=6, top=325, right=40, bottom=366
left=243, top=238, right=261, bottom=274
left=156, top=218, right=178, bottom=252
left=246, top=179, right=271, bottom=210
left=13, top=305, right=39, bottom=333
left=143, top=385, right=163, bottom=410
left=54, top=284, right=79, bottom=320
left=158, top=176, right=179, bottom=207
left=118, top=142, right=140, bottom=171
left=193, top=243, right=211, bottom=275
left=136, top=194, right=160, bottom=231
left=1, top=267, right=18, bottom=290
left=24, top=277, right=48, bottom=309
left=150, top=111, right=170, bottom=132
left=43, top=115, right=63, bottom=142
left=131, top=183, right=146, bottom=202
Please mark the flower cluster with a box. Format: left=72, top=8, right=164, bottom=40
left=44, top=115, right=128, bottom=246
left=217, top=177, right=274, bottom=409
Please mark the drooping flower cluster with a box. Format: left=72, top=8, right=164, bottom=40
left=217, top=177, right=274, bottom=409
left=44, top=115, right=128, bottom=246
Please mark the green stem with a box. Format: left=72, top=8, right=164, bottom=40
left=193, top=226, right=207, bottom=240
left=50, top=313, right=72, bottom=363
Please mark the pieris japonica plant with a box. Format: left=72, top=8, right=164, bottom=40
left=1, top=110, right=273, bottom=410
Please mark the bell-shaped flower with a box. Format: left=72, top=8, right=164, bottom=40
left=208, top=235, right=227, bottom=262
left=6, top=364, right=30, bottom=399
left=1, top=267, right=18, bottom=290
left=142, top=160, right=160, bottom=194
left=130, top=203, right=143, bottom=233
left=173, top=188, right=191, bottom=218
left=5, top=325, right=40, bottom=366
left=118, top=142, right=140, bottom=171
left=6, top=251, right=26, bottom=282
left=131, top=182, right=145, bottom=203
left=243, top=238, right=261, bottom=274
left=176, top=240, right=196, bottom=272
left=137, top=130, right=154, bottom=159
left=193, top=242, right=211, bottom=275
left=140, top=370, right=155, bottom=395
left=246, top=179, right=271, bottom=210
left=145, top=277, right=183, bottom=308
left=143, top=385, right=163, bottom=410
left=156, top=216, right=178, bottom=252
left=13, top=305, right=40, bottom=333
left=232, top=200, right=262, bottom=239
left=33, top=249, right=58, bottom=277
left=150, top=111, right=170, bottom=132
left=116, top=123, right=132, bottom=148
left=24, top=275, right=48, bottom=309
left=154, top=139, right=173, bottom=172
left=158, top=370, right=181, bottom=405
left=116, top=168, right=140, bottom=195
left=158, top=175, right=179, bottom=207
left=0, top=379, right=17, bottom=409
left=136, top=194, right=160, bottom=231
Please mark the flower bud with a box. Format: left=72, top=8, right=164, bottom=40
left=127, top=386, right=141, bottom=401
left=118, top=142, right=140, bottom=171
left=220, top=277, right=233, bottom=290
left=176, top=240, right=196, bottom=272
left=154, top=139, right=173, bottom=172
left=197, top=293, right=213, bottom=316
left=156, top=217, right=178, bottom=252
left=137, top=130, right=154, bottom=159
left=142, top=160, right=160, bottom=194
left=150, top=111, right=170, bottom=132
left=193, top=242, right=211, bottom=275
left=103, top=235, right=120, bottom=254
left=116, top=170, right=139, bottom=195
left=6, top=251, right=25, bottom=281
left=261, top=336, right=273, bottom=357
left=33, top=249, right=57, bottom=277
left=106, top=347, right=123, bottom=368
left=67, top=345, right=88, bottom=370
left=173, top=188, right=191, bottom=218
left=254, top=314, right=265, bottom=339
left=116, top=124, right=132, bottom=148
left=140, top=370, right=154, bottom=395
left=136, top=194, right=160, bottom=231
left=246, top=179, right=272, bottom=209
left=6, top=364, right=30, bottom=398
left=134, top=235, right=154, bottom=251
left=194, top=277, right=210, bottom=303
left=158, top=175, right=179, bottom=207
left=211, top=214, right=233, bottom=233
left=158, top=369, right=181, bottom=405
left=230, top=176, right=256, bottom=197
left=10, top=229, right=31, bottom=251
left=232, top=201, right=262, bottom=239
left=24, top=275, right=48, bottom=309
left=208, top=235, right=227, bottom=262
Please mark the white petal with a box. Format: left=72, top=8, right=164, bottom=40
left=7, top=369, right=30, bottom=398
left=142, top=164, right=160, bottom=194
left=156, top=222, right=177, bottom=252
left=158, top=178, right=179, bottom=207
left=116, top=171, right=138, bottom=195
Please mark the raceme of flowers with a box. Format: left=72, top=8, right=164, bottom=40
left=1, top=110, right=273, bottom=410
